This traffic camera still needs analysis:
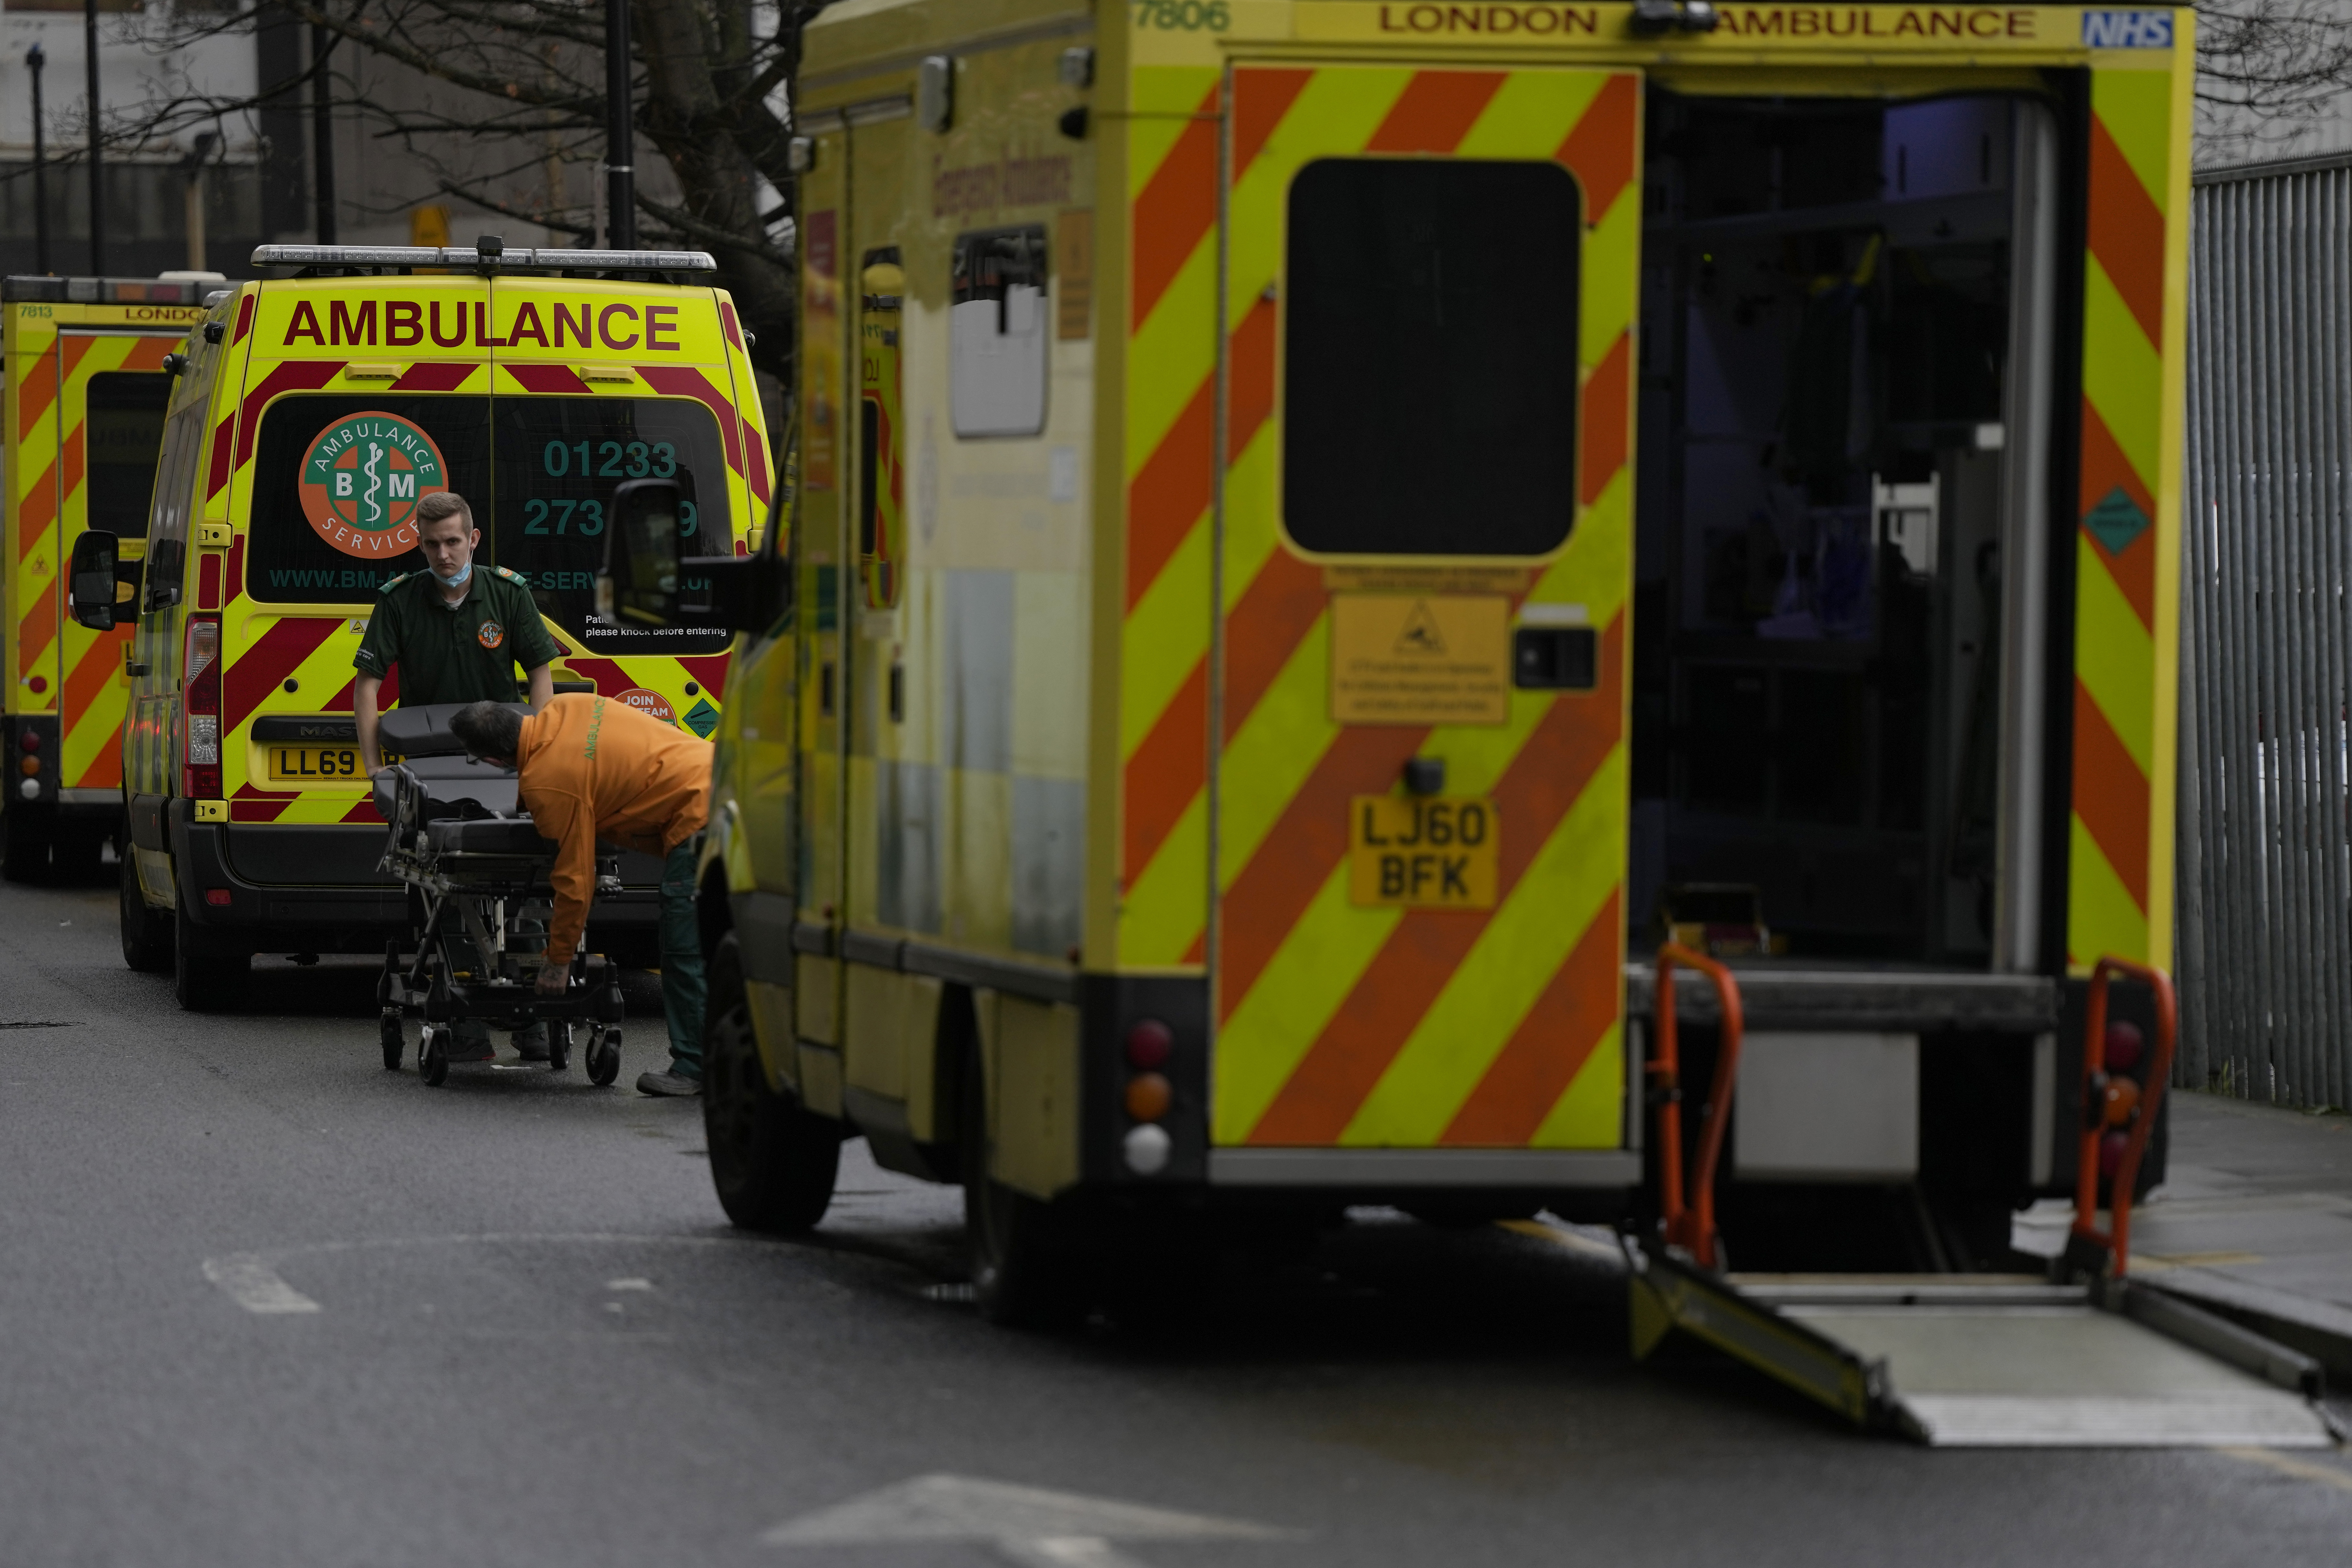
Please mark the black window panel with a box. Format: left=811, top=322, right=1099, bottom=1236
left=489, top=397, right=732, bottom=654
left=952, top=227, right=1047, bottom=315
left=247, top=396, right=492, bottom=603
left=1283, top=158, right=1582, bottom=557
left=84, top=370, right=171, bottom=538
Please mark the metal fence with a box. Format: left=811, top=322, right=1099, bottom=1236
left=2180, top=154, right=2352, bottom=1110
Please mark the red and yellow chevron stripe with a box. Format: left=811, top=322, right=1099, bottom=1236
left=2068, top=59, right=2191, bottom=971
left=1116, top=63, right=1639, bottom=1149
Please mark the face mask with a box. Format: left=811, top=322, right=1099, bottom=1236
left=433, top=562, right=472, bottom=590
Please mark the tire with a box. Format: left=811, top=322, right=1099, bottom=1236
left=963, top=1040, right=1085, bottom=1329
left=548, top=1022, right=572, bottom=1073
left=173, top=891, right=249, bottom=1013
left=380, top=1011, right=405, bottom=1071
left=702, top=932, right=839, bottom=1233
left=421, top=1026, right=449, bottom=1087
left=586, top=1027, right=622, bottom=1087
left=120, top=851, right=173, bottom=973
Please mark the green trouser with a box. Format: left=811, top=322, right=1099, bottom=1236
left=658, top=837, right=707, bottom=1080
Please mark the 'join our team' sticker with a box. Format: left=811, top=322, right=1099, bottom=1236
left=299, top=412, right=449, bottom=559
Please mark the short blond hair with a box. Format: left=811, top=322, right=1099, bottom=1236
left=416, top=491, right=474, bottom=535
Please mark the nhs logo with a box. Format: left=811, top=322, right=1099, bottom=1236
left=2082, top=10, right=2174, bottom=48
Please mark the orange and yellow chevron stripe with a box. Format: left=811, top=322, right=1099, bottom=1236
left=2069, top=57, right=2191, bottom=971
left=1117, top=62, right=1639, bottom=1149
left=12, top=331, right=175, bottom=781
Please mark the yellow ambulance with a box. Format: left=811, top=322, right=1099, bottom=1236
left=70, top=240, right=767, bottom=1011
left=5, top=274, right=214, bottom=880
left=654, top=0, right=2194, bottom=1321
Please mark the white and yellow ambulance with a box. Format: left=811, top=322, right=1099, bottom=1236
left=662, top=0, right=2195, bottom=1325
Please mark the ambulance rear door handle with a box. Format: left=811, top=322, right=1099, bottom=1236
left=1513, top=627, right=1596, bottom=690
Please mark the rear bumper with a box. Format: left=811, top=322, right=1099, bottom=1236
left=164, top=808, right=664, bottom=957
left=1207, top=1148, right=1638, bottom=1189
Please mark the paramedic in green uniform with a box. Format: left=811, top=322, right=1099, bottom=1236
left=354, top=490, right=562, bottom=1062
left=354, top=491, right=561, bottom=770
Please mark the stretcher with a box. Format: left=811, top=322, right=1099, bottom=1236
left=370, top=702, right=628, bottom=1088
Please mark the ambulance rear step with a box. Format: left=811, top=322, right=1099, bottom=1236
left=1627, top=1247, right=2336, bottom=1446
left=1630, top=946, right=2340, bottom=1448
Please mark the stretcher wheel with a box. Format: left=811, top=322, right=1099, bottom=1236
left=548, top=1022, right=572, bottom=1073
left=380, top=1010, right=405, bottom=1071
left=421, top=1026, right=450, bottom=1088
left=586, top=1028, right=622, bottom=1087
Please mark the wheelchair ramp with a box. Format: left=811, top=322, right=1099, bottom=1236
left=1628, top=1244, right=2338, bottom=1448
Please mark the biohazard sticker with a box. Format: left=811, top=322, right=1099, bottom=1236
left=477, top=620, right=505, bottom=650
left=298, top=412, right=449, bottom=559
left=613, top=687, right=676, bottom=726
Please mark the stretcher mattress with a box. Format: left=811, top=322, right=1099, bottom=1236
left=422, top=817, right=557, bottom=857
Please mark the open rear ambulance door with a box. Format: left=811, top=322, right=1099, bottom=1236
left=1204, top=65, right=1642, bottom=1185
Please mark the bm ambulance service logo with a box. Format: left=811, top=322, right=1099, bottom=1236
left=299, top=412, right=449, bottom=559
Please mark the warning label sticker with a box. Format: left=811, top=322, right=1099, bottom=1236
left=1329, top=594, right=1510, bottom=726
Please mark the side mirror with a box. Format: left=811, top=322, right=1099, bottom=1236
left=69, top=530, right=120, bottom=631
left=598, top=479, right=683, bottom=628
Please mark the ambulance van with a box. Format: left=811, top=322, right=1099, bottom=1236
left=653, top=0, right=2196, bottom=1320
left=71, top=241, right=766, bottom=1011
left=5, top=275, right=216, bottom=880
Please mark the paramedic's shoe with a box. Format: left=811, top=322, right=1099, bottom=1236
left=635, top=1069, right=701, bottom=1098
left=447, top=1022, right=497, bottom=1064
left=511, top=1024, right=551, bottom=1062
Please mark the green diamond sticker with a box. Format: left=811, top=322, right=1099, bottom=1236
left=2085, top=486, right=2150, bottom=557
left=682, top=698, right=720, bottom=739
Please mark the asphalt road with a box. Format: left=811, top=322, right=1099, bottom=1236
left=5, top=869, right=2352, bottom=1568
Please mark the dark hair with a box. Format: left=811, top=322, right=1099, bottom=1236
left=415, top=491, right=474, bottom=535
left=449, top=700, right=524, bottom=762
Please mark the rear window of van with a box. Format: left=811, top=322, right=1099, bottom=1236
left=247, top=395, right=731, bottom=655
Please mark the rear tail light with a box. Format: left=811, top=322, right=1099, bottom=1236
left=16, top=730, right=37, bottom=752
left=1122, top=1124, right=1171, bottom=1176
left=1120, top=1017, right=1179, bottom=1175
left=204, top=889, right=232, bottom=907
left=1124, top=1073, right=1172, bottom=1122
left=183, top=614, right=222, bottom=799
left=1125, top=1018, right=1172, bottom=1069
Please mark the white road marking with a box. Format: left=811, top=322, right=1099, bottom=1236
left=762, top=1473, right=1296, bottom=1562
left=605, top=1277, right=654, bottom=1291
left=202, top=1254, right=322, bottom=1314
left=2222, top=1445, right=2352, bottom=1496
left=996, top=1538, right=1152, bottom=1568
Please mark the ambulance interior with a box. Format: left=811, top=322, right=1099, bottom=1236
left=1631, top=91, right=2044, bottom=967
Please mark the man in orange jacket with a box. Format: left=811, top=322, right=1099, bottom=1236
left=449, top=693, right=711, bottom=1097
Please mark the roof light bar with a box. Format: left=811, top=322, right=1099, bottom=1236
left=250, top=242, right=718, bottom=274
left=1, top=275, right=218, bottom=304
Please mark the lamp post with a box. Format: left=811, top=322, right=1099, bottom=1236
left=311, top=18, right=336, bottom=243
left=27, top=43, right=50, bottom=276
left=84, top=0, right=103, bottom=275
left=181, top=131, right=217, bottom=273
left=603, top=0, right=634, bottom=248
